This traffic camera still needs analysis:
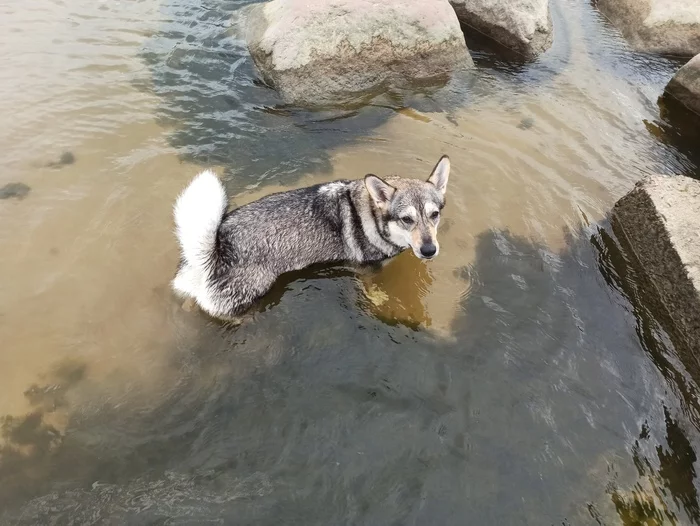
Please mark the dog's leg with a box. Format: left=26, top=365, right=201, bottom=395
left=354, top=259, right=390, bottom=276
left=172, top=262, right=201, bottom=298
left=181, top=297, right=197, bottom=312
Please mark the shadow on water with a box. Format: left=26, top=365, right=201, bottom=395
left=588, top=405, right=700, bottom=525
left=597, top=224, right=700, bottom=407
left=589, top=226, right=700, bottom=524
left=3, top=227, right=700, bottom=524
left=644, top=95, right=700, bottom=180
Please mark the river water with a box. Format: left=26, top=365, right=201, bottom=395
left=1, top=0, right=700, bottom=524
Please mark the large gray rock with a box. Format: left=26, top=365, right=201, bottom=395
left=665, top=53, right=700, bottom=115
left=449, top=0, right=553, bottom=59
left=613, top=175, right=700, bottom=357
left=596, top=0, right=700, bottom=56
left=245, top=0, right=474, bottom=107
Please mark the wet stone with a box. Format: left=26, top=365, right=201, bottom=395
left=517, top=117, right=535, bottom=130
left=0, top=182, right=31, bottom=200
left=46, top=151, right=76, bottom=168
left=613, top=175, right=700, bottom=358
left=450, top=0, right=553, bottom=59
left=245, top=0, right=473, bottom=106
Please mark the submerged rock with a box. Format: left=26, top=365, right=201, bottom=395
left=449, top=0, right=553, bottom=59
left=517, top=116, right=535, bottom=129
left=0, top=182, right=31, bottom=200
left=665, top=53, right=700, bottom=115
left=245, top=0, right=474, bottom=107
left=595, top=0, right=700, bottom=57
left=612, top=175, right=700, bottom=356
left=46, top=151, right=76, bottom=168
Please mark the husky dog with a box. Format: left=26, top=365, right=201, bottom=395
left=172, top=156, right=450, bottom=319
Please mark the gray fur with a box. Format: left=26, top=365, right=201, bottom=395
left=172, top=156, right=450, bottom=319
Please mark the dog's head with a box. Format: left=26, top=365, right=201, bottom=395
left=365, top=156, right=450, bottom=260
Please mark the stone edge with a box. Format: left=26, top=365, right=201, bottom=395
left=612, top=177, right=700, bottom=356
left=665, top=60, right=700, bottom=117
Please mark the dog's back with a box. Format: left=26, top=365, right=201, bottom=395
left=172, top=176, right=373, bottom=319
left=218, top=184, right=349, bottom=270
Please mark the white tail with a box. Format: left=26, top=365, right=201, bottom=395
left=172, top=170, right=228, bottom=297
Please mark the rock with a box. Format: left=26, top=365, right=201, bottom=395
left=0, top=182, right=31, bottom=200
left=245, top=0, right=474, bottom=106
left=46, top=151, right=76, bottom=168
left=612, top=175, right=700, bottom=356
left=665, top=53, right=700, bottom=115
left=596, top=0, right=700, bottom=57
left=517, top=116, right=535, bottom=129
left=449, top=0, right=553, bottom=59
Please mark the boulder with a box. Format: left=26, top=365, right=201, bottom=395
left=596, top=0, right=700, bottom=57
left=245, top=0, right=474, bottom=107
left=449, top=0, right=553, bottom=59
left=665, top=53, right=700, bottom=115
left=612, top=175, right=700, bottom=355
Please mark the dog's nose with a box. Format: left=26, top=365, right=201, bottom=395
left=420, top=243, right=437, bottom=258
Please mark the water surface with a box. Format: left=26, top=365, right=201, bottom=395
left=1, top=0, right=700, bottom=524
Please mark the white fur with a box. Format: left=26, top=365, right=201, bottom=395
left=387, top=221, right=412, bottom=249
left=172, top=262, right=201, bottom=298
left=172, top=170, right=228, bottom=298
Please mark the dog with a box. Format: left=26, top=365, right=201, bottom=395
left=172, top=156, right=450, bottom=319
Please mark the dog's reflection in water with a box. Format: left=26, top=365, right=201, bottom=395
left=179, top=251, right=434, bottom=332
left=357, top=251, right=432, bottom=330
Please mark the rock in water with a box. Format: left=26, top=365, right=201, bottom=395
left=449, top=0, right=553, bottom=59
left=666, top=53, right=700, bottom=115
left=0, top=182, right=31, bottom=200
left=596, top=0, right=700, bottom=57
left=613, top=175, right=700, bottom=359
left=245, top=0, right=474, bottom=107
left=45, top=151, right=76, bottom=168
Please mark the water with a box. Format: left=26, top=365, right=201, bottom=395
left=1, top=0, right=700, bottom=524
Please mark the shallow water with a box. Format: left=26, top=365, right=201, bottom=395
left=2, top=0, right=700, bottom=524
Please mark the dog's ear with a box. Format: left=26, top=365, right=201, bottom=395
left=364, top=174, right=396, bottom=207
left=427, top=155, right=450, bottom=196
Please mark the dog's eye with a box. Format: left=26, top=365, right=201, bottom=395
left=430, top=211, right=439, bottom=220
left=401, top=216, right=414, bottom=225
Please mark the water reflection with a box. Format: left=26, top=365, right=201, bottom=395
left=644, top=95, right=700, bottom=180
left=140, top=0, right=480, bottom=190
left=2, top=0, right=700, bottom=522
left=599, top=223, right=700, bottom=414
left=602, top=406, right=700, bottom=525
left=358, top=252, right=433, bottom=330
left=591, top=225, right=700, bottom=525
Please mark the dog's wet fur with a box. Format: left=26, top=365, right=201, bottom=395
left=172, top=156, right=450, bottom=319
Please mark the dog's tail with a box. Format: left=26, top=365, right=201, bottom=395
left=172, top=169, right=228, bottom=297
